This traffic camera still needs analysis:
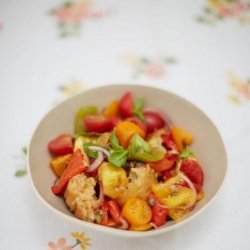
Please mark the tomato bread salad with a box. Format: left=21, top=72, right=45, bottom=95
left=48, top=92, right=204, bottom=231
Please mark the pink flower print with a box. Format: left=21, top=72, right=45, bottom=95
left=52, top=2, right=92, bottom=25
left=144, top=63, right=166, bottom=79
left=48, top=238, right=72, bottom=250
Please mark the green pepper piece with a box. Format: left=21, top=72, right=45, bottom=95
left=127, top=134, right=164, bottom=162
left=74, top=106, right=98, bottom=134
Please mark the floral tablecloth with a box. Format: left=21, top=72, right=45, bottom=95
left=1, top=0, right=250, bottom=249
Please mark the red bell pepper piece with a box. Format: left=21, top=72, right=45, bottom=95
left=48, top=134, right=73, bottom=156
left=148, top=193, right=168, bottom=227
left=101, top=202, right=109, bottom=226
left=51, top=149, right=86, bottom=195
left=107, top=200, right=122, bottom=225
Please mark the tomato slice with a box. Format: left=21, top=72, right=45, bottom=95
left=149, top=155, right=175, bottom=173
left=148, top=193, right=168, bottom=227
left=126, top=116, right=147, bottom=133
left=119, top=92, right=134, bottom=118
left=51, top=149, right=86, bottom=195
left=48, top=134, right=73, bottom=156
left=84, top=115, right=114, bottom=133
left=122, top=198, right=152, bottom=226
left=143, top=111, right=165, bottom=134
left=180, top=159, right=204, bottom=192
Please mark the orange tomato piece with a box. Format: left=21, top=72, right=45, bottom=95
left=116, top=121, right=145, bottom=148
left=122, top=198, right=152, bottom=226
left=103, top=100, right=119, bottom=117
left=50, top=154, right=72, bottom=177
left=171, top=126, right=193, bottom=152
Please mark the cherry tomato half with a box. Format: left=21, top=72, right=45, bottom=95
left=48, top=134, right=73, bottom=156
left=180, top=159, right=204, bottom=192
left=122, top=198, right=152, bottom=226
left=143, top=111, right=165, bottom=134
left=149, top=155, right=175, bottom=173
left=84, top=115, right=114, bottom=133
left=119, top=92, right=134, bottom=118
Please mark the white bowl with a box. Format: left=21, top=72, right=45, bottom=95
left=28, top=84, right=227, bottom=237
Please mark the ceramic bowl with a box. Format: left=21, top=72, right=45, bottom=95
left=28, top=84, right=227, bottom=237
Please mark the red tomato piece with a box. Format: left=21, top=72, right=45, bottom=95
left=180, top=159, right=204, bottom=192
left=84, top=115, right=114, bottom=133
left=148, top=193, right=168, bottom=227
left=143, top=111, right=165, bottom=134
left=119, top=92, right=134, bottom=118
left=126, top=116, right=147, bottom=133
left=51, top=149, right=86, bottom=195
left=162, top=169, right=173, bottom=181
left=48, top=134, right=73, bottom=156
left=149, top=155, right=175, bottom=173
left=107, top=200, right=122, bottom=225
left=161, top=133, right=178, bottom=151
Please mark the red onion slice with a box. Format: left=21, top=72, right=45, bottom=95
left=86, top=151, right=104, bottom=173
left=118, top=217, right=129, bottom=230
left=150, top=222, right=158, bottom=230
left=177, top=172, right=197, bottom=209
left=88, top=146, right=110, bottom=157
left=143, top=107, right=173, bottom=129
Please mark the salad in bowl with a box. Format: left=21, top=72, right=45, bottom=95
left=48, top=91, right=204, bottom=231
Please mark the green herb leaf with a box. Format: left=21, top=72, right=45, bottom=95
left=110, top=130, right=122, bottom=150
left=83, top=142, right=98, bottom=159
left=22, top=147, right=27, bottom=155
left=108, top=149, right=128, bottom=167
left=15, top=169, right=27, bottom=177
left=133, top=97, right=145, bottom=121
left=180, top=147, right=193, bottom=159
left=127, top=134, right=164, bottom=162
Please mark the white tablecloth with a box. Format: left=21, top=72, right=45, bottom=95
left=1, top=0, right=250, bottom=249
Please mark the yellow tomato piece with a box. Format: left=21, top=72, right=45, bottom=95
left=50, top=154, right=72, bottom=177
left=172, top=126, right=193, bottom=152
left=116, top=121, right=145, bottom=148
left=122, top=198, right=152, bottom=226
left=103, top=100, right=119, bottom=117
left=98, top=162, right=128, bottom=199
left=168, top=208, right=189, bottom=221
left=151, top=175, right=184, bottom=199
left=151, top=183, right=171, bottom=199
left=130, top=223, right=153, bottom=231
left=160, top=187, right=194, bottom=209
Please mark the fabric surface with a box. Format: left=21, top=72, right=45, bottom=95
left=1, top=0, right=250, bottom=249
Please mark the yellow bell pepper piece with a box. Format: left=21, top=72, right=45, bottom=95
left=172, top=126, right=193, bottom=152
left=103, top=100, right=119, bottom=117
left=50, top=154, right=72, bottom=177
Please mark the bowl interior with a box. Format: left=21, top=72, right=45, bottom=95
left=28, top=84, right=227, bottom=237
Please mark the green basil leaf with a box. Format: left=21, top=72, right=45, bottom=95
left=133, top=97, right=145, bottom=121
left=110, top=130, right=122, bottom=150
left=15, top=169, right=27, bottom=177
left=180, top=147, right=193, bottom=159
left=108, top=149, right=128, bottom=167
left=83, top=142, right=98, bottom=159
left=127, top=134, right=164, bottom=162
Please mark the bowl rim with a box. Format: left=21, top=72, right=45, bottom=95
left=27, top=83, right=228, bottom=238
